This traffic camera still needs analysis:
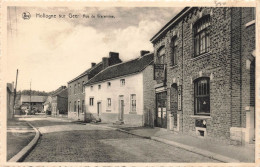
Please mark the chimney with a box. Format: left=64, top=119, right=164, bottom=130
left=108, top=52, right=121, bottom=66
left=91, top=62, right=96, bottom=67
left=140, top=50, right=150, bottom=57
left=102, top=57, right=109, bottom=69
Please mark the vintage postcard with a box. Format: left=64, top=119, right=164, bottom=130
left=1, top=0, right=259, bottom=166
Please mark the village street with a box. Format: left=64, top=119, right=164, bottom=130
left=20, top=115, right=219, bottom=162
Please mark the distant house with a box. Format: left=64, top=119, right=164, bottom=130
left=7, top=83, right=14, bottom=119
left=67, top=52, right=122, bottom=121
left=20, top=95, right=47, bottom=112
left=43, top=96, right=52, bottom=113
left=84, top=51, right=156, bottom=126
left=51, top=86, right=68, bottom=116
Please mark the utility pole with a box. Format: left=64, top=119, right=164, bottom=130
left=13, top=69, right=18, bottom=118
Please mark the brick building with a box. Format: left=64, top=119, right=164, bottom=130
left=67, top=52, right=122, bottom=121
left=84, top=51, right=156, bottom=126
left=151, top=7, right=255, bottom=144
left=51, top=86, right=68, bottom=116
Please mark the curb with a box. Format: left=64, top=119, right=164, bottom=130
left=8, top=122, right=41, bottom=162
left=87, top=123, right=240, bottom=163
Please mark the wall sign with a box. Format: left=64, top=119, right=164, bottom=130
left=154, top=64, right=166, bottom=81
left=178, top=85, right=182, bottom=110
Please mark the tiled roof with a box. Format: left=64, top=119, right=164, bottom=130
left=56, top=88, right=68, bottom=98
left=67, top=62, right=103, bottom=84
left=86, top=53, right=154, bottom=85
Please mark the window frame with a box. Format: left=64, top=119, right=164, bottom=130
left=89, top=97, right=94, bottom=106
left=107, top=98, right=111, bottom=108
left=120, top=79, right=125, bottom=86
left=157, top=46, right=166, bottom=64
left=170, top=37, right=178, bottom=66
left=194, top=77, right=210, bottom=116
left=130, top=94, right=137, bottom=113
left=193, top=15, right=211, bottom=57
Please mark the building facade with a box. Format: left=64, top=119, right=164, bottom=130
left=151, top=7, right=255, bottom=144
left=7, top=83, right=14, bottom=119
left=20, top=95, right=47, bottom=112
left=68, top=52, right=122, bottom=121
left=84, top=52, right=156, bottom=126
left=51, top=86, right=68, bottom=116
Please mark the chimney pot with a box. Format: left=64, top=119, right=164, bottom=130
left=140, top=50, right=150, bottom=57
left=91, top=62, right=96, bottom=67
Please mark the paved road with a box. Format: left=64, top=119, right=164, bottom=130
left=23, top=117, right=219, bottom=162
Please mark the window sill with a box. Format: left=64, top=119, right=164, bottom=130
left=191, top=52, right=211, bottom=61
left=190, top=115, right=211, bottom=119
left=129, top=111, right=137, bottom=114
left=245, top=20, right=255, bottom=27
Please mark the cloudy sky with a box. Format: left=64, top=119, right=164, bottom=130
left=7, top=7, right=183, bottom=92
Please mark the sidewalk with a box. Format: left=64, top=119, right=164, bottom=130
left=7, top=119, right=36, bottom=161
left=88, top=122, right=255, bottom=163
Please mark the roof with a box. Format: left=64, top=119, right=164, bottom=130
left=52, top=86, right=66, bottom=96
left=86, top=53, right=154, bottom=85
left=150, top=7, right=191, bottom=43
left=68, top=62, right=103, bottom=84
left=21, top=95, right=47, bottom=103
left=55, top=88, right=68, bottom=98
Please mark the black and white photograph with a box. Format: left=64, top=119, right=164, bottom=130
left=2, top=2, right=258, bottom=165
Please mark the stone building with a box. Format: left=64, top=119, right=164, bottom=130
left=68, top=52, right=122, bottom=121
left=84, top=51, right=156, bottom=126
left=51, top=86, right=68, bottom=116
left=151, top=7, right=255, bottom=144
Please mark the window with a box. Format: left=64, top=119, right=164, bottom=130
left=98, top=85, right=101, bottom=89
left=78, top=83, right=80, bottom=92
left=194, top=78, right=210, bottom=115
left=130, top=94, right=136, bottom=113
left=171, top=37, right=178, bottom=66
left=69, top=86, right=71, bottom=95
left=120, top=79, right=125, bottom=86
left=82, top=81, right=85, bottom=93
left=82, top=100, right=85, bottom=113
left=74, top=101, right=76, bottom=112
left=89, top=98, right=94, bottom=106
left=74, top=84, right=77, bottom=94
left=157, top=46, right=166, bottom=64
left=107, top=98, right=111, bottom=107
left=194, top=15, right=210, bottom=57
left=107, top=82, right=111, bottom=87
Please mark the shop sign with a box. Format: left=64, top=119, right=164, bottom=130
left=154, top=64, right=166, bottom=81
left=178, top=85, right=182, bottom=110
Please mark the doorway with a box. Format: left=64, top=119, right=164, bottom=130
left=156, top=91, right=167, bottom=128
left=118, top=95, right=124, bottom=122
left=97, top=102, right=101, bottom=117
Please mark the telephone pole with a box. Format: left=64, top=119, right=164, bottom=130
left=30, top=81, right=32, bottom=111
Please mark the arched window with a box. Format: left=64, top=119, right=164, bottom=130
left=171, top=37, right=178, bottom=66
left=157, top=46, right=166, bottom=64
left=194, top=15, right=210, bottom=57
left=194, top=77, right=210, bottom=115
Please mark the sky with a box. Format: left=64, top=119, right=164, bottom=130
left=7, top=7, right=183, bottom=92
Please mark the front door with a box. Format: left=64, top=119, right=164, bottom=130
left=119, top=96, right=124, bottom=122
left=97, top=102, right=101, bottom=117
left=77, top=100, right=80, bottom=120
left=156, top=91, right=167, bottom=128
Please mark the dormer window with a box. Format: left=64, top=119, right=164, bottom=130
left=194, top=15, right=211, bottom=57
